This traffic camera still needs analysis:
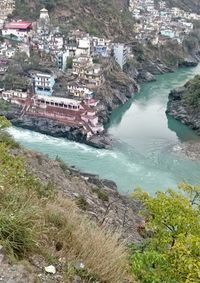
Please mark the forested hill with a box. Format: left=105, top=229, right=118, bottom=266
left=13, top=0, right=135, bottom=40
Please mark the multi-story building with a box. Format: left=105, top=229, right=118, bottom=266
left=34, top=72, right=55, bottom=96
left=56, top=51, right=69, bottom=71
left=76, top=37, right=91, bottom=57
left=84, top=65, right=104, bottom=87
left=72, top=56, right=104, bottom=87
left=72, top=56, right=93, bottom=76
left=113, top=44, right=128, bottom=70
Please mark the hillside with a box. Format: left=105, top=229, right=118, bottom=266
left=0, top=119, right=143, bottom=282
left=13, top=0, right=135, bottom=40
left=159, top=0, right=200, bottom=12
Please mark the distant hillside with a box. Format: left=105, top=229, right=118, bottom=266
left=13, top=0, right=135, bottom=40
left=158, top=0, right=200, bottom=13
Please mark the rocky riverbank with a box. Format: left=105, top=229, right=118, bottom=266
left=1, top=53, right=199, bottom=149
left=11, top=147, right=143, bottom=243
left=0, top=102, right=113, bottom=149
left=172, top=141, right=200, bottom=161
left=166, top=82, right=200, bottom=135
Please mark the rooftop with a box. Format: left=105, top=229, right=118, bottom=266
left=37, top=95, right=82, bottom=107
left=40, top=8, right=48, bottom=12
left=5, top=21, right=32, bottom=30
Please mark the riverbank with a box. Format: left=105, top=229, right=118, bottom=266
left=1, top=51, right=199, bottom=150
left=0, top=134, right=141, bottom=283
left=7, top=66, right=200, bottom=194
left=11, top=146, right=143, bottom=243
left=166, top=78, right=200, bottom=135
left=0, top=101, right=113, bottom=149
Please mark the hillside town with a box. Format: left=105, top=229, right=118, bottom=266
left=129, top=0, right=200, bottom=44
left=0, top=0, right=199, bottom=143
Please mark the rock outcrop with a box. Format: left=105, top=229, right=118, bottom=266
left=166, top=86, right=200, bottom=135
left=179, top=57, right=198, bottom=67
left=12, top=148, right=143, bottom=243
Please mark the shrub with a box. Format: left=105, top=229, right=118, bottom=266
left=0, top=141, right=129, bottom=282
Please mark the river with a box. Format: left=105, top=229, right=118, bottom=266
left=9, top=65, right=200, bottom=194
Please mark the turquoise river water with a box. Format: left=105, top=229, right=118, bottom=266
left=9, top=65, right=200, bottom=194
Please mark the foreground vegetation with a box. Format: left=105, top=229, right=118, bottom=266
left=1, top=116, right=200, bottom=282
left=0, top=117, right=129, bottom=283
left=131, top=184, right=200, bottom=283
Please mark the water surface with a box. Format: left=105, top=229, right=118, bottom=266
left=9, top=66, right=200, bottom=194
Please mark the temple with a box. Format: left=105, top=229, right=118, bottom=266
left=0, top=88, right=104, bottom=139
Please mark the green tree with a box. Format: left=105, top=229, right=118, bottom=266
left=0, top=116, right=11, bottom=130
left=130, top=183, right=200, bottom=283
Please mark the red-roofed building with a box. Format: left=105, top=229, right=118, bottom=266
left=2, top=21, right=32, bottom=41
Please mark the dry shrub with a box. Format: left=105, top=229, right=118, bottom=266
left=0, top=141, right=131, bottom=282
left=44, top=196, right=129, bottom=283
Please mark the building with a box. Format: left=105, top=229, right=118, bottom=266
left=65, top=36, right=78, bottom=57
left=84, top=65, right=104, bottom=87
left=94, top=45, right=109, bottom=57
left=2, top=21, right=32, bottom=41
left=113, top=44, right=128, bottom=70
left=67, top=83, right=93, bottom=98
left=72, top=56, right=104, bottom=87
left=37, top=8, right=50, bottom=35
left=34, top=72, right=55, bottom=96
left=76, top=37, right=90, bottom=57
left=72, top=56, right=93, bottom=76
left=0, top=89, right=28, bottom=102
left=57, top=50, right=69, bottom=71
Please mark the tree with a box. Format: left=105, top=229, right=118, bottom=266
left=0, top=116, right=11, bottom=130
left=130, top=183, right=200, bottom=283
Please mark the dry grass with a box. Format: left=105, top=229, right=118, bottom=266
left=0, top=139, right=131, bottom=282
left=44, top=197, right=129, bottom=282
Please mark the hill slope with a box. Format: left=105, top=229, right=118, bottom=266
left=14, top=0, right=135, bottom=40
left=159, top=0, right=200, bottom=12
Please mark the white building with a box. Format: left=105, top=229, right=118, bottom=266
left=57, top=50, right=69, bottom=71
left=37, top=8, right=50, bottom=35
left=113, top=44, right=128, bottom=70
left=34, top=72, right=55, bottom=96
left=76, top=37, right=91, bottom=57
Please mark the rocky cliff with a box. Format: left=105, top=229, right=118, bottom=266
left=166, top=75, right=200, bottom=134
left=96, top=62, right=139, bottom=123
left=13, top=147, right=143, bottom=244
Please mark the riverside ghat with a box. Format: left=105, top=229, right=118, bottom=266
left=0, top=88, right=112, bottom=149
